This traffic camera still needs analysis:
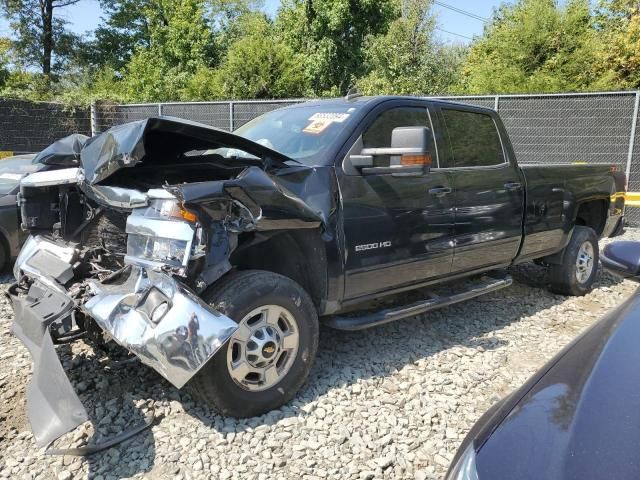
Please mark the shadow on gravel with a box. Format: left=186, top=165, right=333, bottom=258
left=21, top=262, right=624, bottom=479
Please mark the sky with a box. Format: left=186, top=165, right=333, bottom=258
left=0, top=0, right=500, bottom=45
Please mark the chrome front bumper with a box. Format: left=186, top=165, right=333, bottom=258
left=84, top=266, right=237, bottom=388
left=10, top=235, right=238, bottom=446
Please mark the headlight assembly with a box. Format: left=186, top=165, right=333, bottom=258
left=125, top=198, right=199, bottom=272
left=138, top=198, right=198, bottom=223
left=126, top=234, right=190, bottom=268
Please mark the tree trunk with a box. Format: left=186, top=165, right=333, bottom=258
left=41, top=0, right=53, bottom=75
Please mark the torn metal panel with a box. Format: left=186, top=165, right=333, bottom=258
left=80, top=116, right=294, bottom=185
left=82, top=185, right=149, bottom=209
left=84, top=266, right=238, bottom=388
left=78, top=183, right=177, bottom=210
left=14, top=235, right=77, bottom=283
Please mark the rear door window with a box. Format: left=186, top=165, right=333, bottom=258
left=441, top=109, right=505, bottom=168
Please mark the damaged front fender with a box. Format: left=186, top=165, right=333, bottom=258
left=169, top=165, right=336, bottom=233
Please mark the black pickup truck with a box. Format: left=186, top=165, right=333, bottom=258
left=9, top=96, right=625, bottom=446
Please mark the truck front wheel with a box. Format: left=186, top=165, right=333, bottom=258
left=549, top=225, right=599, bottom=296
left=189, top=270, right=319, bottom=417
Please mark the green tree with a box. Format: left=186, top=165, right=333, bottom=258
left=591, top=0, right=640, bottom=89
left=217, top=13, right=306, bottom=98
left=0, top=37, right=11, bottom=87
left=87, top=0, right=260, bottom=71
left=121, top=0, right=216, bottom=101
left=277, top=0, right=399, bottom=95
left=461, top=0, right=598, bottom=94
left=357, top=0, right=466, bottom=95
left=210, top=0, right=264, bottom=56
left=87, top=0, right=151, bottom=70
left=0, top=0, right=82, bottom=76
left=183, top=13, right=306, bottom=99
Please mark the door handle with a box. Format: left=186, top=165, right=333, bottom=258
left=428, top=186, right=452, bottom=197
left=504, top=181, right=522, bottom=191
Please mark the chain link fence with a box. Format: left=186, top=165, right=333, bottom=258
left=94, top=92, right=640, bottom=222
left=0, top=99, right=91, bottom=154
left=1, top=93, right=637, bottom=221
left=93, top=99, right=305, bottom=133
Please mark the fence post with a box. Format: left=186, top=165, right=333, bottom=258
left=90, top=101, right=98, bottom=136
left=158, top=103, right=163, bottom=116
left=229, top=102, right=235, bottom=131
left=494, top=95, right=500, bottom=112
left=626, top=91, right=640, bottom=183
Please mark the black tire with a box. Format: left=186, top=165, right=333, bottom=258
left=189, top=270, right=319, bottom=417
left=549, top=226, right=599, bottom=296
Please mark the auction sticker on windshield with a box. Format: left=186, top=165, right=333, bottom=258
left=303, top=113, right=350, bottom=135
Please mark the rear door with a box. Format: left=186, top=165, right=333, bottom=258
left=338, top=102, right=456, bottom=299
left=437, top=105, right=524, bottom=273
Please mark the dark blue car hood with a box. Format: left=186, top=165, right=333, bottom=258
left=475, top=289, right=640, bottom=479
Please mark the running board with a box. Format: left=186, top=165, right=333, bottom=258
left=326, top=274, right=513, bottom=331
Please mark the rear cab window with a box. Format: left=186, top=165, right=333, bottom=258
left=441, top=108, right=506, bottom=168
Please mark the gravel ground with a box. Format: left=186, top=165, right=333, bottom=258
left=1, top=230, right=640, bottom=480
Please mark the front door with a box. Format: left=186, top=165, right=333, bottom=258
left=338, top=104, right=456, bottom=300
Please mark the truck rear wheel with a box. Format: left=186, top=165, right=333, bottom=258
left=549, top=226, right=599, bottom=296
left=189, top=270, right=319, bottom=417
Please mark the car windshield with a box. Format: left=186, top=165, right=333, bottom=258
left=232, top=104, right=361, bottom=165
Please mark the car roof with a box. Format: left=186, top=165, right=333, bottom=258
left=277, top=95, right=496, bottom=114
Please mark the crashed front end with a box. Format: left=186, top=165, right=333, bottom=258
left=9, top=189, right=239, bottom=447
left=8, top=117, right=323, bottom=447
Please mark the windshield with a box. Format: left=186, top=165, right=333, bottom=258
left=233, top=104, right=361, bottom=165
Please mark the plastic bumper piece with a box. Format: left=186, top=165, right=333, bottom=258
left=8, top=282, right=89, bottom=447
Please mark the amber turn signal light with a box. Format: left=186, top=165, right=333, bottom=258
left=400, top=154, right=432, bottom=166
left=179, top=207, right=198, bottom=223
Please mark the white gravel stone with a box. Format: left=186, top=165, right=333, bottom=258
left=1, top=231, right=639, bottom=479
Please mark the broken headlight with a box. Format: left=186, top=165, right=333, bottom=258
left=125, top=198, right=198, bottom=271
left=126, top=235, right=189, bottom=268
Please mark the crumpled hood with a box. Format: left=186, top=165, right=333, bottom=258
left=80, top=116, right=294, bottom=185
left=475, top=289, right=640, bottom=480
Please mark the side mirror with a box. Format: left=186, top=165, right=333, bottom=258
left=349, top=126, right=433, bottom=176
left=601, top=241, right=640, bottom=281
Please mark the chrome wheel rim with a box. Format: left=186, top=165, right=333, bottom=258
left=576, top=241, right=595, bottom=284
left=226, top=305, right=299, bottom=392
